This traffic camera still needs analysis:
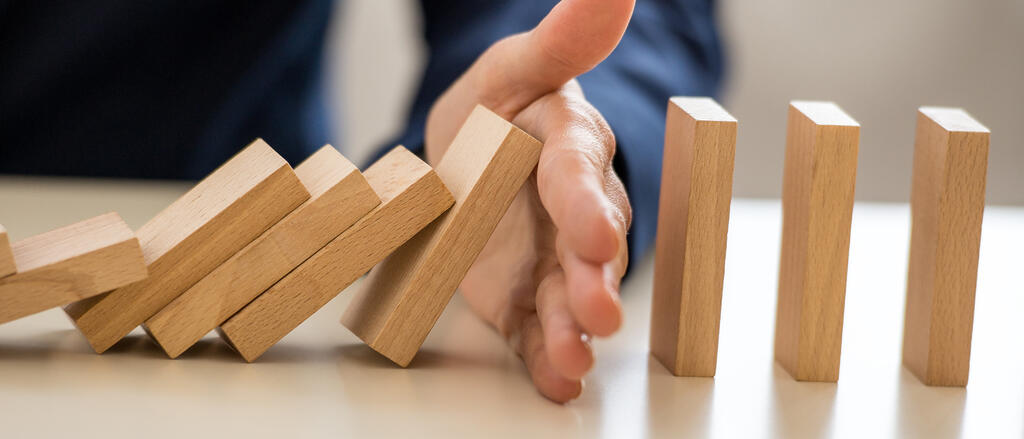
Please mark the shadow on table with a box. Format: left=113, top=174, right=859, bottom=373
left=895, top=368, right=966, bottom=439
left=240, top=341, right=481, bottom=367
left=0, top=329, right=85, bottom=361
left=645, top=357, right=715, bottom=436
left=0, top=325, right=510, bottom=370
left=0, top=328, right=247, bottom=363
left=771, top=362, right=838, bottom=438
left=235, top=342, right=335, bottom=364
left=104, top=333, right=248, bottom=363
left=172, top=337, right=244, bottom=362
left=333, top=343, right=503, bottom=370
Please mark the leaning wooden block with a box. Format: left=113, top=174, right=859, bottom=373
left=65, top=139, right=309, bottom=353
left=903, top=107, right=989, bottom=387
left=0, top=224, right=14, bottom=278
left=144, top=146, right=380, bottom=358
left=0, top=213, right=147, bottom=324
left=774, top=101, right=859, bottom=382
left=341, top=105, right=543, bottom=367
left=218, top=146, right=453, bottom=362
left=650, top=97, right=737, bottom=377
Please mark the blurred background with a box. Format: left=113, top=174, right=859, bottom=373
left=329, top=1, right=1022, bottom=205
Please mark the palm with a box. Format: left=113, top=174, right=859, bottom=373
left=460, top=182, right=553, bottom=345
left=420, top=0, right=636, bottom=402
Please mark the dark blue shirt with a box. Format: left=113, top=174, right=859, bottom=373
left=0, top=0, right=723, bottom=264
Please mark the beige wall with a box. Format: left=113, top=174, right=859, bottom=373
left=721, top=1, right=1023, bottom=205
left=328, top=1, right=1023, bottom=205
left=327, top=1, right=424, bottom=166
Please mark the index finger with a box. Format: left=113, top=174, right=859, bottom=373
left=514, top=88, right=626, bottom=264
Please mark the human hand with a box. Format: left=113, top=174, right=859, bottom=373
left=424, top=0, right=635, bottom=403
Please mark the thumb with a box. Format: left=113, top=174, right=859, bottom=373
left=477, top=0, right=636, bottom=115
left=426, top=0, right=634, bottom=161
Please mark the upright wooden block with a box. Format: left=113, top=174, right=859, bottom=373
left=903, top=107, right=989, bottom=387
left=0, top=225, right=15, bottom=278
left=0, top=213, right=147, bottom=324
left=65, top=139, right=309, bottom=353
left=650, top=97, right=737, bottom=377
left=774, top=101, right=859, bottom=382
left=218, top=146, right=454, bottom=362
left=144, top=146, right=380, bottom=358
left=341, top=105, right=543, bottom=367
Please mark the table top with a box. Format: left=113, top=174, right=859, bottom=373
left=0, top=176, right=1021, bottom=438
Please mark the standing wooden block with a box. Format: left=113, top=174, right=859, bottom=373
left=0, top=213, right=147, bottom=324
left=903, top=107, right=989, bottom=387
left=144, top=146, right=380, bottom=358
left=774, top=101, right=860, bottom=382
left=65, top=139, right=309, bottom=353
left=218, top=146, right=454, bottom=362
left=341, top=105, right=543, bottom=367
left=650, top=97, right=737, bottom=377
left=0, top=225, right=14, bottom=278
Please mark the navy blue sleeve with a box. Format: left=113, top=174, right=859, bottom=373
left=389, top=0, right=725, bottom=266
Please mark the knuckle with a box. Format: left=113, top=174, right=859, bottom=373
left=560, top=97, right=616, bottom=163
left=605, top=169, right=633, bottom=228
left=529, top=86, right=618, bottom=193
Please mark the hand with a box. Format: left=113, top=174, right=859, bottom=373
left=424, top=0, right=635, bottom=402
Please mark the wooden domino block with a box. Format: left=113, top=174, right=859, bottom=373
left=217, top=146, right=454, bottom=362
left=341, top=105, right=543, bottom=367
left=650, top=97, right=737, bottom=377
left=0, top=224, right=14, bottom=278
left=0, top=213, right=147, bottom=324
left=64, top=139, right=309, bottom=353
left=144, top=146, right=380, bottom=358
left=774, top=101, right=859, bottom=382
left=902, top=107, right=989, bottom=387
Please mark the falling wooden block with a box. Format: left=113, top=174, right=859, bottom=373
left=144, top=146, right=380, bottom=358
left=774, top=101, right=859, bottom=382
left=650, top=97, right=737, bottom=377
left=0, top=213, right=147, bottom=324
left=341, top=105, right=543, bottom=367
left=0, top=225, right=14, bottom=278
left=65, top=139, right=309, bottom=353
left=902, top=107, right=989, bottom=387
left=217, top=146, right=454, bottom=362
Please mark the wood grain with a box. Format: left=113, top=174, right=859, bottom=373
left=903, top=107, right=989, bottom=387
left=0, top=224, right=14, bottom=278
left=341, top=105, right=543, bottom=367
left=650, top=97, right=737, bottom=377
left=144, top=146, right=380, bottom=358
left=0, top=213, right=147, bottom=324
left=775, top=101, right=860, bottom=382
left=218, top=146, right=453, bottom=362
left=64, top=139, right=309, bottom=353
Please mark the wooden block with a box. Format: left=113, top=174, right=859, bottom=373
left=144, top=146, right=380, bottom=358
left=0, top=213, right=147, bottom=324
left=341, top=105, right=543, bottom=367
left=774, top=101, right=859, bottom=382
left=902, top=107, right=989, bottom=387
left=64, top=139, right=309, bottom=353
left=650, top=97, right=737, bottom=377
left=217, top=146, right=454, bottom=362
left=0, top=224, right=14, bottom=278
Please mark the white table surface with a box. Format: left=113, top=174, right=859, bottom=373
left=0, top=176, right=1021, bottom=438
